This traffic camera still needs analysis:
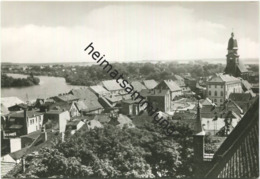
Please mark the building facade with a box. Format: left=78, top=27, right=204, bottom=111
left=206, top=74, right=242, bottom=106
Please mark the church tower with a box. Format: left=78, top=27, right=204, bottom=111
left=224, top=32, right=240, bottom=77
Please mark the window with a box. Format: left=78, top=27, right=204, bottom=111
left=209, top=91, right=211, bottom=96
left=221, top=91, right=224, bottom=96
left=220, top=99, right=223, bottom=103
left=215, top=85, right=217, bottom=88
left=215, top=91, right=217, bottom=96
left=214, top=99, right=217, bottom=102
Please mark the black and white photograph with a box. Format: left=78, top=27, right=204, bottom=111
left=1, top=1, right=259, bottom=178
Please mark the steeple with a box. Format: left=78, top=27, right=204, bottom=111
left=194, top=96, right=205, bottom=135
left=227, top=32, right=238, bottom=52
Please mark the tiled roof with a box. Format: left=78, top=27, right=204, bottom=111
left=69, top=88, right=98, bottom=100
left=229, top=93, right=252, bottom=102
left=172, top=111, right=197, bottom=120
left=208, top=73, right=240, bottom=83
left=241, top=80, right=252, bottom=90
left=237, top=61, right=248, bottom=73
left=89, top=85, right=110, bottom=95
left=53, top=94, right=79, bottom=102
left=200, top=100, right=243, bottom=119
left=101, top=80, right=122, bottom=91
left=205, top=98, right=259, bottom=178
left=142, top=80, right=158, bottom=89
left=48, top=102, right=72, bottom=111
left=75, top=99, right=103, bottom=112
left=131, top=81, right=147, bottom=92
left=161, top=80, right=182, bottom=91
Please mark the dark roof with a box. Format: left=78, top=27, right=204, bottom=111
left=66, top=118, right=83, bottom=127
left=48, top=102, right=72, bottom=111
left=45, top=110, right=67, bottom=115
left=75, top=99, right=103, bottom=112
left=9, top=132, right=56, bottom=161
left=172, top=111, right=197, bottom=120
left=205, top=97, right=259, bottom=178
left=52, top=94, right=79, bottom=102
left=147, top=89, right=170, bottom=97
left=8, top=103, right=28, bottom=110
left=8, top=110, right=43, bottom=118
left=20, top=130, right=41, bottom=140
left=9, top=124, right=23, bottom=129
left=229, top=93, right=252, bottom=102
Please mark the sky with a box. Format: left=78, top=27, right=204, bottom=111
left=1, top=1, right=259, bottom=63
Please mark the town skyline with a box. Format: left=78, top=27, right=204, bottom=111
left=2, top=1, right=259, bottom=63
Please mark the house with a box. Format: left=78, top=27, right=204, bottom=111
left=86, top=119, right=103, bottom=129
left=174, top=75, right=191, bottom=94
left=121, top=100, right=140, bottom=116
left=1, top=97, right=24, bottom=114
left=206, top=73, right=242, bottom=105
left=108, top=114, right=135, bottom=129
left=74, top=99, right=104, bottom=115
left=51, top=94, right=79, bottom=103
left=45, top=101, right=80, bottom=117
left=66, top=118, right=85, bottom=135
left=155, top=80, right=182, bottom=100
left=142, top=80, right=158, bottom=90
left=199, top=100, right=243, bottom=135
left=3, top=110, right=44, bottom=138
left=89, top=85, right=111, bottom=97
left=228, top=93, right=257, bottom=112
left=43, top=110, right=70, bottom=133
left=146, top=89, right=171, bottom=113
left=203, top=98, right=259, bottom=178
left=8, top=103, right=29, bottom=112
left=241, top=79, right=252, bottom=92
left=100, top=80, right=126, bottom=95
left=131, top=81, right=147, bottom=92
left=69, top=88, right=99, bottom=101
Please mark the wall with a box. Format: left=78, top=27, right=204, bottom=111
left=27, top=115, right=43, bottom=134
left=10, top=138, right=21, bottom=153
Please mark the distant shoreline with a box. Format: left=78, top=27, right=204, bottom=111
left=1, top=58, right=259, bottom=66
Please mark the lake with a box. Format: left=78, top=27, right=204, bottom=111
left=1, top=74, right=86, bottom=101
